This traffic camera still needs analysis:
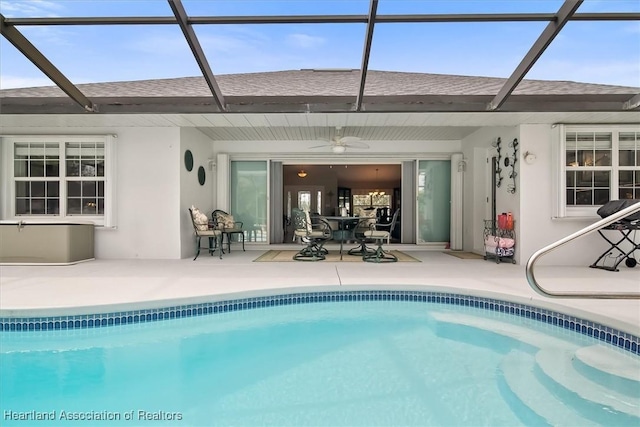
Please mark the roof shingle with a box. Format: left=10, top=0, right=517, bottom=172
left=1, top=69, right=637, bottom=98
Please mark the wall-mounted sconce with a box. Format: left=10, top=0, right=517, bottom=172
left=297, top=170, right=308, bottom=178
left=523, top=151, right=537, bottom=164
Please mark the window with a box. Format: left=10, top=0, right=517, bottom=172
left=298, top=191, right=311, bottom=212
left=4, top=135, right=115, bottom=226
left=558, top=126, right=640, bottom=217
left=353, top=193, right=390, bottom=217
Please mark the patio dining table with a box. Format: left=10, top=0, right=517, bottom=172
left=323, top=216, right=363, bottom=260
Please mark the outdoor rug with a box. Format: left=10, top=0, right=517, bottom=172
left=254, top=250, right=421, bottom=262
left=444, top=251, right=485, bottom=260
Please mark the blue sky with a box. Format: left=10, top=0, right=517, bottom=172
left=1, top=0, right=639, bottom=89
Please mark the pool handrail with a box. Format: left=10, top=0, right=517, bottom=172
left=526, top=201, right=640, bottom=299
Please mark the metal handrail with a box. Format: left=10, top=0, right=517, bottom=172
left=526, top=201, right=640, bottom=299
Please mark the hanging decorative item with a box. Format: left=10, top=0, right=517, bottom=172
left=493, top=137, right=503, bottom=188
left=197, top=166, right=206, bottom=185
left=506, top=138, right=519, bottom=194
left=184, top=149, right=194, bottom=171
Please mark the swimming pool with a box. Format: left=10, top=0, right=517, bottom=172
left=1, top=290, right=639, bottom=426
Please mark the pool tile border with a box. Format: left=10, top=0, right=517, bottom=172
left=1, top=290, right=638, bottom=355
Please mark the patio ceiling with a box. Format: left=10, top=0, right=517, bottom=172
left=1, top=0, right=639, bottom=118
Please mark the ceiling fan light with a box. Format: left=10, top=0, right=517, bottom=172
left=332, top=145, right=346, bottom=154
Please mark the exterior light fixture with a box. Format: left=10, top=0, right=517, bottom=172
left=297, top=170, right=308, bottom=178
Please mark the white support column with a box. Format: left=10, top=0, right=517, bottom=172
left=216, top=153, right=229, bottom=211
left=450, top=153, right=464, bottom=250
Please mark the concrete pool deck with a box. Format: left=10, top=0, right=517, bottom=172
left=1, top=247, right=639, bottom=336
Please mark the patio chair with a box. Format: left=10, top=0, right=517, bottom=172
left=348, top=216, right=376, bottom=256
left=292, top=208, right=332, bottom=261
left=212, top=209, right=245, bottom=252
left=189, top=208, right=223, bottom=260
left=362, top=208, right=400, bottom=263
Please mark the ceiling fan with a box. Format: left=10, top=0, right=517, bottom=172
left=309, top=127, right=370, bottom=154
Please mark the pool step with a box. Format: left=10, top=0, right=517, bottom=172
left=500, top=350, right=599, bottom=427
left=574, top=344, right=640, bottom=383
left=430, top=312, right=579, bottom=350
left=432, top=312, right=640, bottom=421
left=535, top=347, right=640, bottom=417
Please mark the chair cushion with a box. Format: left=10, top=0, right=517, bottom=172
left=215, top=212, right=237, bottom=230
left=224, top=227, right=243, bottom=233
left=191, top=206, right=209, bottom=231
left=365, top=230, right=390, bottom=239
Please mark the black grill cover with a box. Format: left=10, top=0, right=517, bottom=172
left=597, top=199, right=640, bottom=221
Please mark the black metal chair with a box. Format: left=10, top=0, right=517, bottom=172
left=292, top=208, right=332, bottom=261
left=212, top=209, right=245, bottom=252
left=189, top=208, right=223, bottom=260
left=348, top=217, right=376, bottom=256
left=362, top=208, right=400, bottom=263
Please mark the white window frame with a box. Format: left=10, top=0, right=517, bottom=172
left=554, top=124, right=640, bottom=218
left=2, top=135, right=117, bottom=227
left=352, top=192, right=391, bottom=217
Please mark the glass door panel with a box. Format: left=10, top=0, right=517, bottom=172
left=231, top=161, right=268, bottom=243
left=417, top=160, right=451, bottom=243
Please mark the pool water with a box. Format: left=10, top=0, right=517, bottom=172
left=1, top=301, right=638, bottom=426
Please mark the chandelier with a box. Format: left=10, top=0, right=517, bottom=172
left=368, top=168, right=385, bottom=196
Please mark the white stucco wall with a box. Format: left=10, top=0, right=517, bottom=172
left=3, top=120, right=624, bottom=264
left=97, top=127, right=181, bottom=259
left=180, top=128, right=215, bottom=259
left=518, top=124, right=610, bottom=266
left=462, top=126, right=520, bottom=260
left=1, top=126, right=182, bottom=259
left=461, top=124, right=616, bottom=266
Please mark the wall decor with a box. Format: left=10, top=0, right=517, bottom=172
left=506, top=138, right=519, bottom=194
left=184, top=150, right=194, bottom=172
left=493, top=137, right=503, bottom=188
left=197, top=166, right=206, bottom=185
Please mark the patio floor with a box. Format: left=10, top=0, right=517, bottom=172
left=1, top=245, right=638, bottom=336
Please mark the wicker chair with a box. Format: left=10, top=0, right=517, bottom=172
left=292, top=208, right=332, bottom=261
left=188, top=208, right=223, bottom=260
left=362, top=208, right=400, bottom=263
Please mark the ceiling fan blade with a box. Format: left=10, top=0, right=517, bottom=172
left=308, top=144, right=331, bottom=149
left=344, top=141, right=370, bottom=149
left=339, top=136, right=361, bottom=144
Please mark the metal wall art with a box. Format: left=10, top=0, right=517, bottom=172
left=506, top=138, right=518, bottom=194
left=493, top=137, right=504, bottom=188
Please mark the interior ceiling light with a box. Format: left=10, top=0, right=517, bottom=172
left=297, top=169, right=308, bottom=178
left=332, top=145, right=347, bottom=154
left=369, top=168, right=385, bottom=196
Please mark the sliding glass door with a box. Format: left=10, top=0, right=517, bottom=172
left=230, top=161, right=268, bottom=243
left=417, top=160, right=451, bottom=244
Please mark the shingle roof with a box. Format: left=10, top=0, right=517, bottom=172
left=1, top=69, right=637, bottom=98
